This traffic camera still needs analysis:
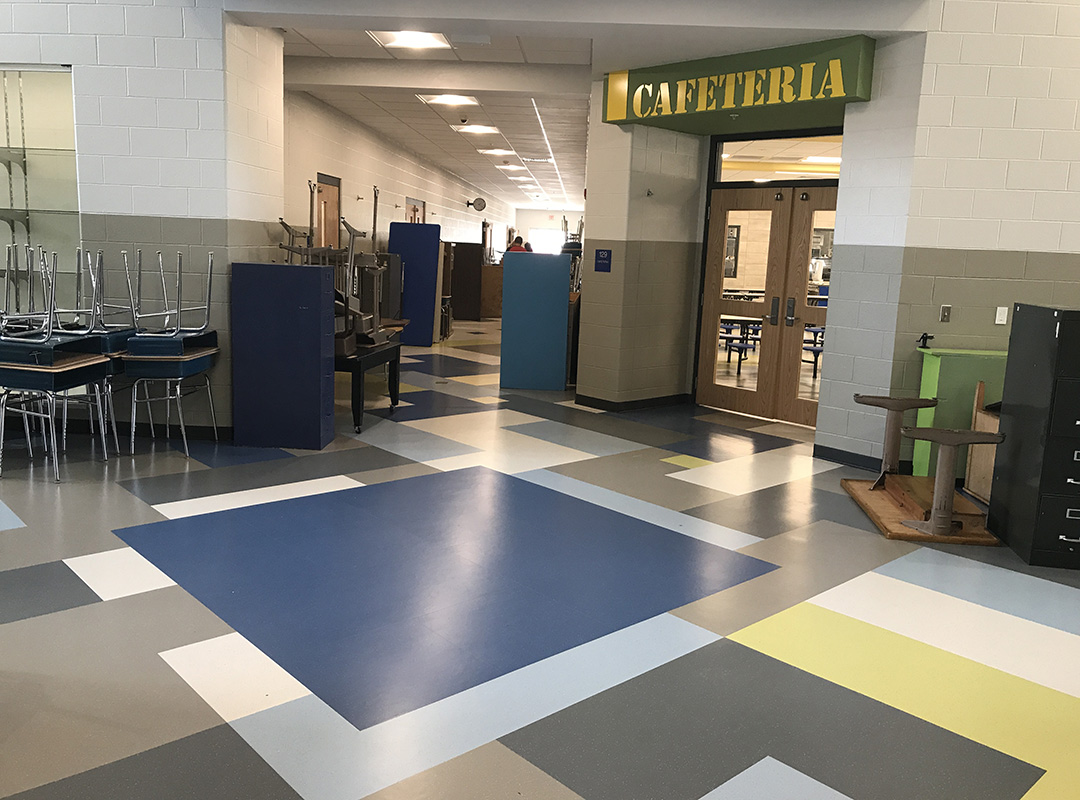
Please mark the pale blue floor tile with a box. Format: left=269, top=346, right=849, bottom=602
left=354, top=418, right=482, bottom=462
left=702, top=756, right=852, bottom=800
left=876, top=548, right=1080, bottom=637
left=0, top=499, right=25, bottom=531
left=506, top=419, right=651, bottom=457
left=230, top=614, right=719, bottom=800
left=516, top=469, right=761, bottom=551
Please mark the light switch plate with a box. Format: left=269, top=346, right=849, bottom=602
left=940, top=305, right=951, bottom=323
left=995, top=306, right=1009, bottom=325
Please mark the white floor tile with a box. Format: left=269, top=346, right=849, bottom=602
left=160, top=632, right=312, bottom=722
left=152, top=476, right=364, bottom=520
left=64, top=547, right=176, bottom=601
left=668, top=447, right=839, bottom=495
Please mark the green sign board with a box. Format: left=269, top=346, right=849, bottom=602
left=603, top=36, right=875, bottom=136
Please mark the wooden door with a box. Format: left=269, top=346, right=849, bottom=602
left=314, top=179, right=340, bottom=248
left=696, top=185, right=836, bottom=425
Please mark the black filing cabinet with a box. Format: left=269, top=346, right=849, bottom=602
left=989, top=304, right=1080, bottom=567
left=231, top=262, right=335, bottom=450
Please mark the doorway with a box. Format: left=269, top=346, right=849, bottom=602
left=405, top=197, right=425, bottom=224
left=314, top=173, right=340, bottom=248
left=696, top=184, right=835, bottom=426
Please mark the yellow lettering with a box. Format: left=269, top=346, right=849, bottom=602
left=633, top=84, right=654, bottom=117
left=767, top=65, right=796, bottom=104
left=742, top=70, right=757, bottom=107
left=798, top=62, right=815, bottom=101
left=722, top=72, right=740, bottom=109
left=695, top=76, right=714, bottom=112
left=815, top=58, right=846, bottom=99
left=654, top=82, right=673, bottom=116
left=675, top=79, right=695, bottom=114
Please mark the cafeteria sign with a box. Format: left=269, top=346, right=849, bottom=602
left=603, top=36, right=874, bottom=136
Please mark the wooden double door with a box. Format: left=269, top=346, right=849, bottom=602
left=696, top=185, right=836, bottom=427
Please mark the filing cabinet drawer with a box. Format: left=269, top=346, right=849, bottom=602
left=1040, top=438, right=1080, bottom=496
left=1035, top=495, right=1080, bottom=554
left=1049, top=379, right=1080, bottom=438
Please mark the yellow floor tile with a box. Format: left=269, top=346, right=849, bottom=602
left=730, top=603, right=1078, bottom=798
left=472, top=396, right=505, bottom=405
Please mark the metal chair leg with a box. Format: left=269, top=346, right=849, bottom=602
left=93, top=382, right=108, bottom=460
left=105, top=380, right=120, bottom=454
left=46, top=393, right=59, bottom=483
left=0, top=391, right=8, bottom=478
left=22, top=401, right=32, bottom=458
left=203, top=374, right=218, bottom=441
left=130, top=380, right=139, bottom=455
left=174, top=379, right=189, bottom=458
left=62, top=392, right=68, bottom=450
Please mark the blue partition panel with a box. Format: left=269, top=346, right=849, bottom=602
left=501, top=253, right=570, bottom=390
left=389, top=222, right=442, bottom=347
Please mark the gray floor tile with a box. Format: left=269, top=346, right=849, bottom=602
left=501, top=395, right=691, bottom=448
left=117, top=445, right=418, bottom=505
left=0, top=587, right=232, bottom=796
left=683, top=481, right=876, bottom=538
left=547, top=448, right=732, bottom=511
left=671, top=520, right=916, bottom=636
left=7, top=725, right=301, bottom=800
left=345, top=461, right=442, bottom=485
left=0, top=561, right=101, bottom=624
left=500, top=640, right=1043, bottom=800
left=0, top=480, right=164, bottom=572
left=365, top=741, right=584, bottom=800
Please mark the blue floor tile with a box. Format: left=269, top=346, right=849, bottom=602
left=663, top=428, right=796, bottom=461
left=115, top=467, right=775, bottom=732
left=171, top=440, right=295, bottom=468
left=402, top=354, right=499, bottom=377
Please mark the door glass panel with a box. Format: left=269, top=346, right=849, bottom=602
left=714, top=208, right=773, bottom=394
left=799, top=209, right=834, bottom=401
left=721, top=210, right=770, bottom=301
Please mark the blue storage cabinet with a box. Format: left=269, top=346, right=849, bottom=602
left=231, top=262, right=335, bottom=450
left=389, top=222, right=442, bottom=347
left=501, top=253, right=570, bottom=390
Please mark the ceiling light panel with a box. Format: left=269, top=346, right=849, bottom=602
left=367, top=30, right=451, bottom=49
left=478, top=148, right=515, bottom=156
left=802, top=156, right=843, bottom=164
left=496, top=164, right=527, bottom=171
left=418, top=94, right=479, bottom=106
left=451, top=124, right=500, bottom=134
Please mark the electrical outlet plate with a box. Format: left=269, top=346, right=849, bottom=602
left=996, top=306, right=1009, bottom=325
left=940, top=304, right=951, bottom=323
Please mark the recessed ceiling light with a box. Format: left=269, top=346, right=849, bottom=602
left=496, top=164, right=527, bottom=171
left=451, top=124, right=499, bottom=134
left=753, top=178, right=772, bottom=183
left=368, top=30, right=451, bottom=49
left=507, top=176, right=532, bottom=181
left=519, top=156, right=553, bottom=163
left=478, top=148, right=515, bottom=156
left=417, top=94, right=478, bottom=106
left=801, top=156, right=842, bottom=164
left=519, top=185, right=541, bottom=190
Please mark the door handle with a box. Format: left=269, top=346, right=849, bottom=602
left=785, top=297, right=798, bottom=327
left=767, top=296, right=779, bottom=326
left=1067, top=478, right=1080, bottom=485
left=1067, top=508, right=1080, bottom=520
left=1061, top=534, right=1080, bottom=543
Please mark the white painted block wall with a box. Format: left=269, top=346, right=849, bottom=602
left=2, top=0, right=230, bottom=219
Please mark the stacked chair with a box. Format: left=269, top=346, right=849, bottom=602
left=122, top=249, right=218, bottom=459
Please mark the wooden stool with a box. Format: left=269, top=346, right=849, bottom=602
left=854, top=394, right=939, bottom=489
left=900, top=427, right=1005, bottom=537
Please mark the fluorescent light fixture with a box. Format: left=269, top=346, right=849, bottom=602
left=496, top=164, right=527, bottom=171
left=753, top=178, right=772, bottom=183
left=519, top=156, right=553, bottom=163
left=801, top=155, right=842, bottom=164
left=417, top=94, right=478, bottom=106
left=519, top=185, right=541, bottom=190
left=368, top=30, right=451, bottom=49
left=478, top=148, right=515, bottom=156
left=451, top=124, right=499, bottom=134
left=507, top=176, right=532, bottom=181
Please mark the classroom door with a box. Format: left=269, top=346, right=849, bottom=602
left=314, top=177, right=340, bottom=248
left=696, top=185, right=836, bottom=426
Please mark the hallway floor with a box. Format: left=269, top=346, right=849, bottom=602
left=1, top=321, right=1077, bottom=799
